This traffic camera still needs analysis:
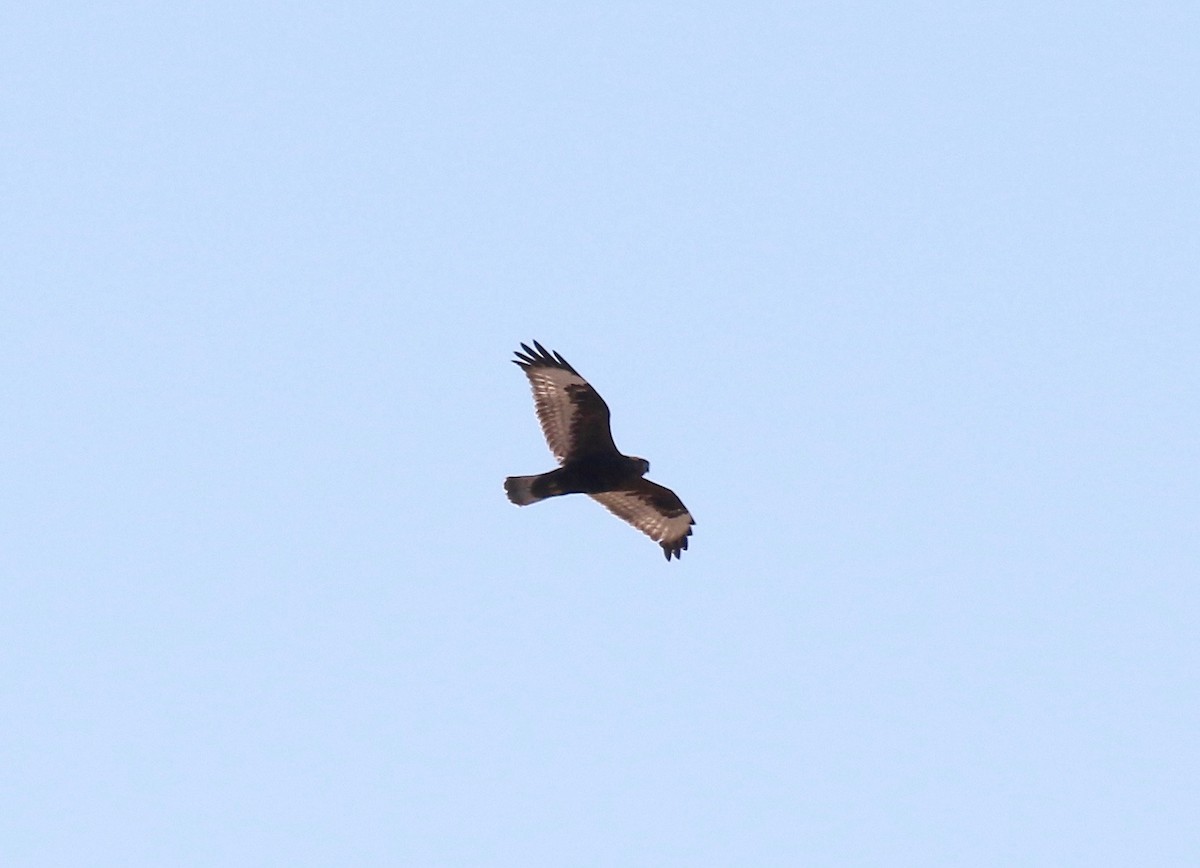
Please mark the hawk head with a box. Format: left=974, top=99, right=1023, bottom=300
left=632, top=457, right=650, bottom=476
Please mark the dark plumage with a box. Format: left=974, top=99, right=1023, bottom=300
left=505, top=341, right=695, bottom=560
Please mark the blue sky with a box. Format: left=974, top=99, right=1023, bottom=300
left=3, top=3, right=1197, bottom=865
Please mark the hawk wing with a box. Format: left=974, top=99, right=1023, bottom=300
left=590, top=479, right=695, bottom=560
left=513, top=341, right=619, bottom=463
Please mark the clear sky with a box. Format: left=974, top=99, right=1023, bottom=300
left=3, top=3, right=1197, bottom=865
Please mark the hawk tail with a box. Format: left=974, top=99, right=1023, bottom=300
left=505, top=474, right=546, bottom=506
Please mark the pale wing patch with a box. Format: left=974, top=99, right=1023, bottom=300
left=525, top=365, right=590, bottom=463
left=590, top=485, right=695, bottom=560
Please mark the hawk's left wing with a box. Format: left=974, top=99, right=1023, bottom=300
left=590, top=479, right=695, bottom=560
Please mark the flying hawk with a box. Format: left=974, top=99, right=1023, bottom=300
left=504, top=341, right=695, bottom=560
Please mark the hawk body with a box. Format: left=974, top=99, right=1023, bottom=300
left=505, top=341, right=695, bottom=560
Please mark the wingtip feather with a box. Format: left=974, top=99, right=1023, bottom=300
left=510, top=340, right=579, bottom=375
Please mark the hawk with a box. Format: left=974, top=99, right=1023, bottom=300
left=504, top=341, right=695, bottom=560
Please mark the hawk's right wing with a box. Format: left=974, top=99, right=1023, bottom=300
left=513, top=341, right=618, bottom=463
